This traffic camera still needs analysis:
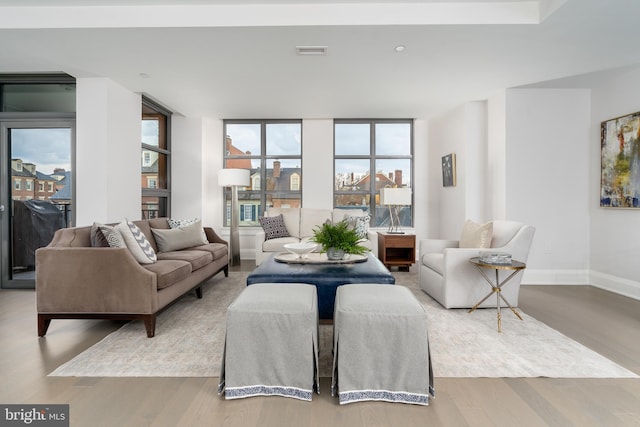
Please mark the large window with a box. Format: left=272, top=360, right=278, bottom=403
left=223, top=120, right=302, bottom=226
left=141, top=98, right=171, bottom=219
left=334, top=119, right=413, bottom=228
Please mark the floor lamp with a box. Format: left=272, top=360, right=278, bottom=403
left=380, top=187, right=412, bottom=234
left=218, top=168, right=250, bottom=266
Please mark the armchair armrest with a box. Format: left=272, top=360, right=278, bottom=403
left=419, top=239, right=459, bottom=256
left=441, top=246, right=493, bottom=283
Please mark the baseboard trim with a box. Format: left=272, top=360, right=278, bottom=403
left=590, top=271, right=640, bottom=301
left=522, top=269, right=640, bottom=300
left=522, top=269, right=589, bottom=285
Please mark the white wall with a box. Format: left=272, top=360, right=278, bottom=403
left=505, top=88, right=591, bottom=284
left=589, top=67, right=640, bottom=299
left=201, top=118, right=223, bottom=229
left=75, top=77, right=140, bottom=225
left=429, top=89, right=590, bottom=284
left=465, top=102, right=487, bottom=223
left=171, top=116, right=205, bottom=220
left=427, top=102, right=487, bottom=239
left=413, top=119, right=431, bottom=241
left=302, top=119, right=334, bottom=209
left=487, top=91, right=507, bottom=220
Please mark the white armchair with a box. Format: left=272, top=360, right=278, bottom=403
left=419, top=220, right=535, bottom=309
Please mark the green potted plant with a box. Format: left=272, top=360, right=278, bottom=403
left=311, top=220, right=368, bottom=260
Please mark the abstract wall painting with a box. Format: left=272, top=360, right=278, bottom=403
left=601, top=111, right=640, bottom=208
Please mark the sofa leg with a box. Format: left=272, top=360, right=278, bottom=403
left=224, top=265, right=229, bottom=277
left=38, top=314, right=51, bottom=337
left=143, top=315, right=156, bottom=338
left=195, top=286, right=203, bottom=299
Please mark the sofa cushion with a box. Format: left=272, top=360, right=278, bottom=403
left=151, top=222, right=209, bottom=252
left=344, top=214, right=370, bottom=239
left=300, top=209, right=332, bottom=238
left=157, top=250, right=213, bottom=271
left=266, top=208, right=301, bottom=238
left=142, top=259, right=192, bottom=290
left=188, top=242, right=228, bottom=260
left=147, top=217, right=170, bottom=230
left=168, top=217, right=208, bottom=245
left=97, top=223, right=126, bottom=248
left=259, top=214, right=291, bottom=240
left=356, top=238, right=373, bottom=251
left=459, top=220, right=493, bottom=248
left=90, top=223, right=110, bottom=247
left=262, top=236, right=299, bottom=252
left=422, top=253, right=444, bottom=275
left=116, top=219, right=157, bottom=264
left=131, top=220, right=157, bottom=251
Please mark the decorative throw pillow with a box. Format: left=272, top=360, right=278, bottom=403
left=97, top=223, right=126, bottom=249
left=459, top=220, right=493, bottom=248
left=344, top=214, right=370, bottom=240
left=151, top=221, right=209, bottom=253
left=168, top=217, right=208, bottom=244
left=90, top=222, right=110, bottom=247
left=258, top=214, right=290, bottom=240
left=115, top=219, right=157, bottom=264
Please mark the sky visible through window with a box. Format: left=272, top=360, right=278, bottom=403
left=335, top=122, right=412, bottom=187
left=10, top=128, right=71, bottom=175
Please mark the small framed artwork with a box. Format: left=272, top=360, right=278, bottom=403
left=442, top=153, right=456, bottom=187
left=600, top=111, right=640, bottom=207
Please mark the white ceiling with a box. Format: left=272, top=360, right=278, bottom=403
left=1, top=0, right=639, bottom=119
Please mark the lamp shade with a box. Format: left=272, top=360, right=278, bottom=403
left=218, top=168, right=250, bottom=187
left=380, top=187, right=412, bottom=206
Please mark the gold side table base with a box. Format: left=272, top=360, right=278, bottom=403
left=468, top=258, right=526, bottom=332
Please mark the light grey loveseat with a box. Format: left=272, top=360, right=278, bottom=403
left=254, top=208, right=377, bottom=265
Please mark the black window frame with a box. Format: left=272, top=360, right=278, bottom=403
left=333, top=118, right=414, bottom=228
left=222, top=119, right=303, bottom=227
left=141, top=96, right=171, bottom=220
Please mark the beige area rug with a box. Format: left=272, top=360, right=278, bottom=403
left=49, top=269, right=638, bottom=379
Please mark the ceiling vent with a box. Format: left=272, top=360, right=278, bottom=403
left=296, top=46, right=328, bottom=56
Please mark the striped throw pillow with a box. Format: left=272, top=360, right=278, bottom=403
left=115, top=219, right=157, bottom=264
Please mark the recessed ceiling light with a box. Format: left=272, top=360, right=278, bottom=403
left=296, top=46, right=328, bottom=56
left=139, top=73, right=151, bottom=79
left=394, top=45, right=406, bottom=53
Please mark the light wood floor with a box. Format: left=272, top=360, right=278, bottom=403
left=1, top=263, right=639, bottom=427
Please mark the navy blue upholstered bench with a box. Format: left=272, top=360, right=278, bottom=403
left=246, top=253, right=395, bottom=320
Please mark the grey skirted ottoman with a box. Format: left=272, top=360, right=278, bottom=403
left=218, top=283, right=319, bottom=401
left=331, top=284, right=435, bottom=405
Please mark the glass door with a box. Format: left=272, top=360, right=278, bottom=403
left=0, top=121, right=74, bottom=289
